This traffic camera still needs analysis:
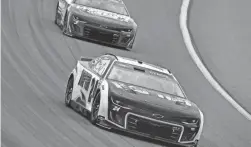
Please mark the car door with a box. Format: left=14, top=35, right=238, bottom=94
left=76, top=62, right=100, bottom=109
left=78, top=56, right=113, bottom=111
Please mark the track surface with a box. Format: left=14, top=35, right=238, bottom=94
left=189, top=0, right=251, bottom=112
left=1, top=0, right=251, bottom=147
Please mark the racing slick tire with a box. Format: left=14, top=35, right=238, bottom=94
left=65, top=76, right=73, bottom=107
left=90, top=92, right=101, bottom=124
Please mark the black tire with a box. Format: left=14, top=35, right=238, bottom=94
left=90, top=92, right=101, bottom=124
left=65, top=76, right=73, bottom=107
left=54, top=2, right=59, bottom=25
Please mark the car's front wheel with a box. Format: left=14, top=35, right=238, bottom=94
left=65, top=76, right=73, bottom=107
left=90, top=92, right=101, bottom=124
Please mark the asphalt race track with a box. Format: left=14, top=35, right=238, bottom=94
left=189, top=0, right=251, bottom=112
left=1, top=0, right=251, bottom=147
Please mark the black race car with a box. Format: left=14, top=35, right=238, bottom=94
left=65, top=53, right=204, bottom=147
left=55, top=0, right=137, bottom=50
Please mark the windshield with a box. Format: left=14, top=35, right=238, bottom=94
left=107, top=62, right=185, bottom=98
left=75, top=0, right=128, bottom=16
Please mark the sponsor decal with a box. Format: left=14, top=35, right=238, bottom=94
left=128, top=85, right=149, bottom=95
left=112, top=82, right=149, bottom=94
left=165, top=95, right=172, bottom=101
left=157, top=94, right=165, bottom=99
left=149, top=71, right=169, bottom=79
left=171, top=97, right=192, bottom=107
left=157, top=93, right=192, bottom=107
left=78, top=70, right=92, bottom=90
left=76, top=5, right=130, bottom=22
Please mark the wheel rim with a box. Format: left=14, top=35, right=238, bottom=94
left=65, top=79, right=73, bottom=104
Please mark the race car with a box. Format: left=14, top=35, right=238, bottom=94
left=65, top=53, right=204, bottom=147
left=54, top=0, right=137, bottom=50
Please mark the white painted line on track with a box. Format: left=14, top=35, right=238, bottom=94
left=180, top=0, right=251, bottom=121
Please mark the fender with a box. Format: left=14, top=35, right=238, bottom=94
left=97, top=80, right=109, bottom=119
left=194, top=110, right=204, bottom=141
left=178, top=109, right=204, bottom=144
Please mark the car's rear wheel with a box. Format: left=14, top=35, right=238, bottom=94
left=65, top=76, right=73, bottom=107
left=90, top=92, right=101, bottom=124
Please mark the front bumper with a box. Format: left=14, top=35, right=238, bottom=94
left=68, top=15, right=135, bottom=48
left=96, top=103, right=199, bottom=147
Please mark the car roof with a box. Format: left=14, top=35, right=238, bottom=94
left=102, top=53, right=172, bottom=75
left=115, top=56, right=172, bottom=75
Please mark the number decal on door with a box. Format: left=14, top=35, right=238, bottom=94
left=78, top=70, right=92, bottom=90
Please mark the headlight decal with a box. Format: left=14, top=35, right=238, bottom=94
left=110, top=96, right=132, bottom=110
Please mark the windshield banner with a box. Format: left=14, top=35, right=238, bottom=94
left=75, top=5, right=130, bottom=22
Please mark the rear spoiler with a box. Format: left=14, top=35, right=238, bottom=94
left=80, top=56, right=93, bottom=62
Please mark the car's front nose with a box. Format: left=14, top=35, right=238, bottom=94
left=106, top=95, right=201, bottom=146
left=102, top=83, right=200, bottom=146
left=68, top=13, right=136, bottom=47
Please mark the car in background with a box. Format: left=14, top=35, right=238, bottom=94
left=64, top=53, right=204, bottom=147
left=55, top=0, right=137, bottom=50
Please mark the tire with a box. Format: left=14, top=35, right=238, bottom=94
left=65, top=76, right=73, bottom=107
left=90, top=92, right=101, bottom=124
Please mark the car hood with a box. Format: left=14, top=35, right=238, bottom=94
left=108, top=80, right=201, bottom=120
left=70, top=4, right=136, bottom=29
